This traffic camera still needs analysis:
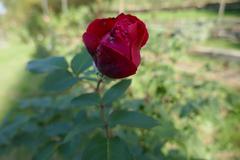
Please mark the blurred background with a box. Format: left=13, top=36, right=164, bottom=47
left=0, top=0, right=240, bottom=159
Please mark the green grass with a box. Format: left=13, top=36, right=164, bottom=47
left=136, top=9, right=218, bottom=22
left=104, top=9, right=220, bottom=21
left=124, top=9, right=239, bottom=23
left=105, top=9, right=239, bottom=23
left=203, top=38, right=240, bottom=50
left=0, top=40, right=34, bottom=119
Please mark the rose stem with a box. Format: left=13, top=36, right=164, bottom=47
left=95, top=77, right=110, bottom=139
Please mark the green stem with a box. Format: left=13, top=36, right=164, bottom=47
left=95, top=78, right=102, bottom=93
left=96, top=77, right=110, bottom=139
left=107, top=136, right=110, bottom=160
left=100, top=104, right=110, bottom=138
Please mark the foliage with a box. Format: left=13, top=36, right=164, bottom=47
left=0, top=43, right=239, bottom=159
left=2, top=0, right=96, bottom=20
left=0, top=46, right=160, bottom=159
left=146, top=20, right=213, bottom=54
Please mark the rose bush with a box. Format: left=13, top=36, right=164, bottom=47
left=11, top=13, right=158, bottom=160
left=83, top=13, right=148, bottom=78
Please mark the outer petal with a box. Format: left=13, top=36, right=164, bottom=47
left=82, top=18, right=116, bottom=56
left=82, top=32, right=100, bottom=56
left=99, top=32, right=131, bottom=61
left=115, top=13, right=148, bottom=66
left=118, top=13, right=148, bottom=48
left=137, top=21, right=149, bottom=47
left=127, top=22, right=141, bottom=66
left=116, top=13, right=138, bottom=23
left=86, top=18, right=116, bottom=39
left=95, top=44, right=137, bottom=79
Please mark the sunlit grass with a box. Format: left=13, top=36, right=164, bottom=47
left=136, top=10, right=217, bottom=21
left=0, top=40, right=34, bottom=119
left=203, top=38, right=240, bottom=50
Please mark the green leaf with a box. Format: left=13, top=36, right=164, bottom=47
left=0, top=115, right=30, bottom=145
left=82, top=135, right=133, bottom=160
left=20, top=97, right=53, bottom=109
left=179, top=99, right=206, bottom=118
left=109, top=110, right=159, bottom=129
left=32, top=143, right=56, bottom=160
left=103, top=79, right=132, bottom=105
left=42, top=70, right=78, bottom=92
left=71, top=49, right=92, bottom=75
left=73, top=111, right=87, bottom=124
left=71, top=92, right=100, bottom=108
left=45, top=122, right=72, bottom=137
left=64, top=118, right=102, bottom=143
left=0, top=146, right=10, bottom=156
left=27, top=56, right=68, bottom=73
left=0, top=135, right=9, bottom=145
left=154, top=120, right=177, bottom=140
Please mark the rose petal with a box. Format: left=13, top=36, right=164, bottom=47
left=82, top=32, right=101, bottom=56
left=114, top=13, right=148, bottom=66
left=86, top=18, right=116, bottom=40
left=127, top=22, right=141, bottom=66
left=116, top=13, right=138, bottom=23
left=126, top=17, right=148, bottom=48
left=95, top=44, right=137, bottom=78
left=100, top=31, right=131, bottom=61
left=138, top=22, right=149, bottom=47
left=82, top=18, right=116, bottom=56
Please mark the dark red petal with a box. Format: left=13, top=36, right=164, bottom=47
left=116, top=13, right=126, bottom=20
left=127, top=18, right=148, bottom=48
left=95, top=44, right=137, bottom=79
left=86, top=18, right=116, bottom=40
left=118, top=13, right=148, bottom=47
left=139, top=23, right=149, bottom=47
left=127, top=22, right=141, bottom=66
left=82, top=32, right=100, bottom=56
left=100, top=32, right=131, bottom=61
left=83, top=18, right=116, bottom=56
left=116, top=13, right=139, bottom=23
left=131, top=48, right=141, bottom=67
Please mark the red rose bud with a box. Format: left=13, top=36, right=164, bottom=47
left=82, top=13, right=149, bottom=78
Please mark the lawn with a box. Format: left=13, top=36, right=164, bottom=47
left=203, top=38, right=240, bottom=50
left=0, top=39, right=34, bottom=119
